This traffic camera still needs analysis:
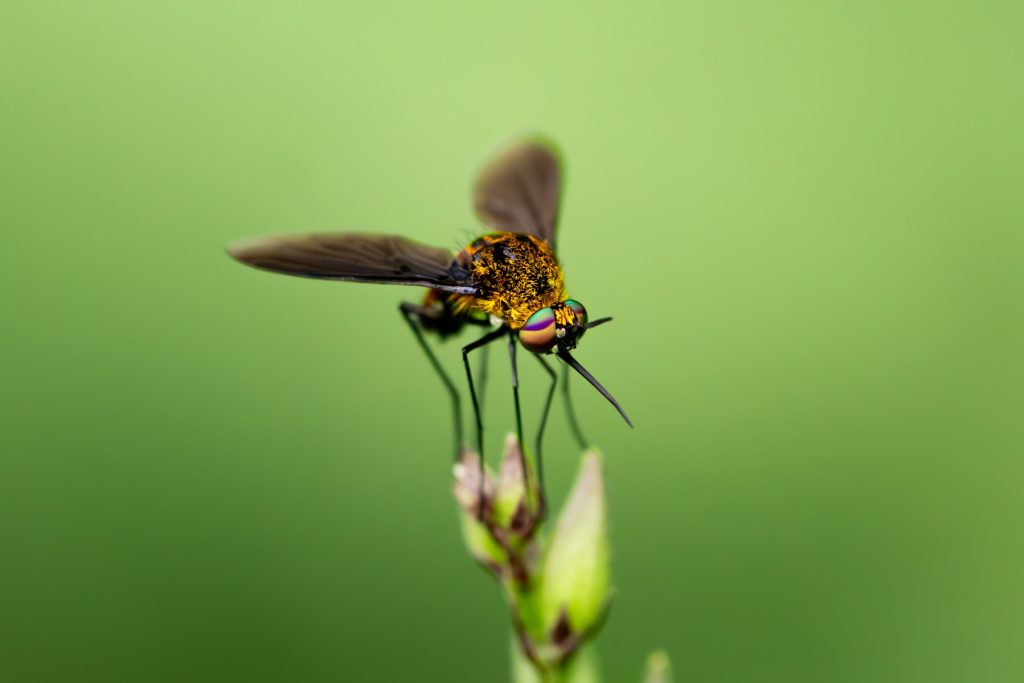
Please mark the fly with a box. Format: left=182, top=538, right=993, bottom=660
left=228, top=138, right=632, bottom=514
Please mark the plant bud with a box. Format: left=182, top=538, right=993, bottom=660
left=539, top=451, right=610, bottom=646
left=493, top=434, right=543, bottom=537
left=452, top=450, right=504, bottom=571
left=643, top=650, right=673, bottom=683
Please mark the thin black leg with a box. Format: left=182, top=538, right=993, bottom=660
left=506, top=331, right=532, bottom=511
left=477, top=343, right=490, bottom=416
left=462, top=326, right=508, bottom=515
left=400, top=302, right=462, bottom=459
left=534, top=354, right=557, bottom=515
left=562, top=362, right=589, bottom=450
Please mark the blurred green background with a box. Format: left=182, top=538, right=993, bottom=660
left=3, top=1, right=1022, bottom=681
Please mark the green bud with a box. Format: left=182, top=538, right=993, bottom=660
left=539, top=451, right=610, bottom=647
left=452, top=449, right=493, bottom=519
left=493, top=434, right=543, bottom=537
left=457, top=505, right=506, bottom=572
left=452, top=450, right=504, bottom=571
left=492, top=434, right=527, bottom=527
left=643, top=650, right=673, bottom=683
left=452, top=436, right=540, bottom=537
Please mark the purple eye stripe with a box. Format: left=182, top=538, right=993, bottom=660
left=524, top=309, right=555, bottom=331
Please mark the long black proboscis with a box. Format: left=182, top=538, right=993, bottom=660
left=557, top=350, right=634, bottom=429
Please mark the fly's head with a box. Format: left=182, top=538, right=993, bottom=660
left=518, top=300, right=589, bottom=355
left=518, top=299, right=631, bottom=428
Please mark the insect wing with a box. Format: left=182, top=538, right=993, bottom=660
left=228, top=232, right=476, bottom=294
left=473, top=139, right=563, bottom=249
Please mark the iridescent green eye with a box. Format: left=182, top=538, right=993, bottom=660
left=565, top=299, right=588, bottom=328
left=519, top=307, right=557, bottom=353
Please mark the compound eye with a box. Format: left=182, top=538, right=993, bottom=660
left=519, top=307, right=557, bottom=353
left=565, top=299, right=588, bottom=328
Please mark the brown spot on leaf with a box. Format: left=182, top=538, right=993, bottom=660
left=550, top=607, right=574, bottom=648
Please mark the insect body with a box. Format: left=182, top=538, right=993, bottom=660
left=452, top=232, right=564, bottom=328
left=229, top=139, right=632, bottom=510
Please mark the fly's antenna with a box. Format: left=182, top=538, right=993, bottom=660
left=557, top=350, right=633, bottom=428
left=585, top=316, right=612, bottom=330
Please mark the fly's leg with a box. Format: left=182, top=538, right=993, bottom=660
left=506, top=331, right=534, bottom=513
left=400, top=302, right=463, bottom=460
left=462, top=326, right=508, bottom=518
left=562, top=362, right=589, bottom=450
left=477, top=343, right=490, bottom=416
left=533, top=354, right=557, bottom=518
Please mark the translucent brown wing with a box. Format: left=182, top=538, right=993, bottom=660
left=227, top=232, right=476, bottom=294
left=473, top=138, right=563, bottom=249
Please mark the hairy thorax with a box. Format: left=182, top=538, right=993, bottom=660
left=448, top=232, right=565, bottom=329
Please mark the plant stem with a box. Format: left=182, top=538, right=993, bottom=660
left=512, top=640, right=601, bottom=683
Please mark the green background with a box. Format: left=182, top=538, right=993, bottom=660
left=3, top=1, right=1022, bottom=681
